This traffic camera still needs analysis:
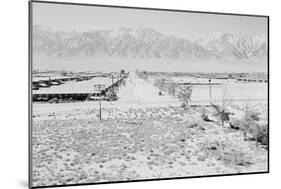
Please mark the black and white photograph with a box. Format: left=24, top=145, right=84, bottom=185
left=29, top=1, right=269, bottom=188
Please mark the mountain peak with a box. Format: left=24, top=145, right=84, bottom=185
left=33, top=25, right=267, bottom=62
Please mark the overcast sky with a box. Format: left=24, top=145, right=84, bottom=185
left=32, top=2, right=267, bottom=40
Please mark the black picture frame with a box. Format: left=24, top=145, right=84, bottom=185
left=28, top=1, right=270, bottom=188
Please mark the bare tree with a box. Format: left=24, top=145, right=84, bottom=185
left=241, top=103, right=253, bottom=141
left=211, top=89, right=232, bottom=127
left=166, top=79, right=176, bottom=96
left=154, top=78, right=166, bottom=91
left=61, top=70, right=68, bottom=76
left=177, top=86, right=192, bottom=110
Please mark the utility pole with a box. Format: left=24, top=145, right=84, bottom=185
left=119, top=73, right=122, bottom=88
left=111, top=74, right=114, bottom=86
left=94, top=84, right=105, bottom=121
left=117, top=73, right=121, bottom=92
left=209, top=78, right=212, bottom=102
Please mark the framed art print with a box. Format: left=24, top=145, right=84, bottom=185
left=29, top=1, right=269, bottom=188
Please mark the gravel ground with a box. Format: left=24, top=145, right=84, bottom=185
left=32, top=106, right=268, bottom=187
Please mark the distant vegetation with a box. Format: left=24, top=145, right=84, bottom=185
left=143, top=71, right=268, bottom=80
left=135, top=69, right=149, bottom=81
left=60, top=70, right=68, bottom=76
left=151, top=75, right=193, bottom=110
left=137, top=70, right=196, bottom=110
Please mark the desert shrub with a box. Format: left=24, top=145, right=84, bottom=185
left=240, top=105, right=264, bottom=142
left=166, top=80, right=176, bottom=96
left=154, top=78, right=166, bottom=91
left=201, top=139, right=252, bottom=166
left=211, top=90, right=232, bottom=127
left=141, top=72, right=148, bottom=80
left=256, top=124, right=268, bottom=145
left=240, top=105, right=255, bottom=141
left=105, top=88, right=117, bottom=101
left=201, top=108, right=206, bottom=119
left=201, top=108, right=212, bottom=122
left=231, top=105, right=268, bottom=147
left=211, top=103, right=231, bottom=127
left=61, top=70, right=68, bottom=76
left=153, top=77, right=178, bottom=98
left=249, top=123, right=268, bottom=146
left=230, top=118, right=243, bottom=130
left=177, top=86, right=192, bottom=110
left=218, top=150, right=252, bottom=166
left=136, top=70, right=149, bottom=80
left=181, top=102, right=187, bottom=109
left=250, top=112, right=261, bottom=121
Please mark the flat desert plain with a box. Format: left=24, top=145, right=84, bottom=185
left=32, top=72, right=268, bottom=187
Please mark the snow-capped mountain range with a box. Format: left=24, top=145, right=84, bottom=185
left=33, top=25, right=267, bottom=62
